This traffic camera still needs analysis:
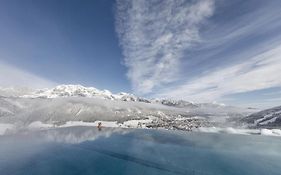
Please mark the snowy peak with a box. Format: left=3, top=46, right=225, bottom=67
left=114, top=92, right=138, bottom=101
left=114, top=92, right=151, bottom=103
left=0, top=84, right=258, bottom=130
left=19, top=84, right=240, bottom=109
left=3, top=84, right=250, bottom=114
left=22, top=85, right=115, bottom=99
left=21, top=85, right=151, bottom=103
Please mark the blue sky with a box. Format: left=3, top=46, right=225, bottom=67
left=0, top=0, right=281, bottom=108
left=0, top=0, right=128, bottom=92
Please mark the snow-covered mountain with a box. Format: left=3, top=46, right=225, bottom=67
left=0, top=84, right=257, bottom=132
left=19, top=85, right=246, bottom=111
left=21, top=85, right=117, bottom=99
left=241, top=106, right=281, bottom=128
left=21, top=85, right=152, bottom=103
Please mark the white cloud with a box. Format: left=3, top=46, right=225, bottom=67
left=157, top=45, right=281, bottom=102
left=0, top=61, right=56, bottom=88
left=115, top=0, right=215, bottom=94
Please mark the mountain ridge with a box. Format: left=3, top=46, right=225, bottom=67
left=241, top=105, right=281, bottom=128
left=13, top=84, right=232, bottom=109
left=0, top=84, right=259, bottom=132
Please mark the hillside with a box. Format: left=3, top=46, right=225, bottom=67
left=241, top=106, right=281, bottom=128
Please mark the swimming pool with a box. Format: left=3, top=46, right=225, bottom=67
left=0, top=127, right=281, bottom=175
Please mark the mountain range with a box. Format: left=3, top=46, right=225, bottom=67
left=0, top=84, right=279, bottom=131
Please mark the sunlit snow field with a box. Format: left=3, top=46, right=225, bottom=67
left=0, top=127, right=281, bottom=175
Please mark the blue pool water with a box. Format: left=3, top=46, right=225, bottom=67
left=0, top=127, right=281, bottom=175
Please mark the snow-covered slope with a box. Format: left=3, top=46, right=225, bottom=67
left=0, top=84, right=257, bottom=133
left=241, top=106, right=281, bottom=128
left=19, top=85, right=251, bottom=114
left=0, top=96, right=210, bottom=132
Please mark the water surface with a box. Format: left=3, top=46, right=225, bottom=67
left=0, top=127, right=281, bottom=175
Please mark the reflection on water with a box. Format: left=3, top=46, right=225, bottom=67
left=0, top=127, right=281, bottom=175
left=41, top=127, right=129, bottom=144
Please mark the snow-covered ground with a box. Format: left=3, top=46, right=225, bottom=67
left=27, top=116, right=155, bottom=130
left=0, top=84, right=280, bottom=137
left=1, top=119, right=280, bottom=137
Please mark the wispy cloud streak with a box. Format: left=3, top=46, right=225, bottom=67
left=115, top=0, right=215, bottom=94
left=157, top=45, right=281, bottom=102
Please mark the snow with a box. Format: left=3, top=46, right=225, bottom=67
left=260, top=129, right=281, bottom=136
left=253, top=108, right=281, bottom=125
left=28, top=121, right=120, bottom=129
left=60, top=121, right=119, bottom=128
left=56, top=118, right=154, bottom=129
left=123, top=117, right=154, bottom=128
left=22, top=119, right=281, bottom=137
left=259, top=117, right=277, bottom=125
left=2, top=120, right=281, bottom=137
left=255, top=113, right=274, bottom=125
left=27, top=118, right=155, bottom=130
left=28, top=121, right=54, bottom=129
left=20, top=84, right=141, bottom=102
left=0, top=85, right=277, bottom=138
left=22, top=84, right=115, bottom=100
left=0, top=84, right=255, bottom=128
